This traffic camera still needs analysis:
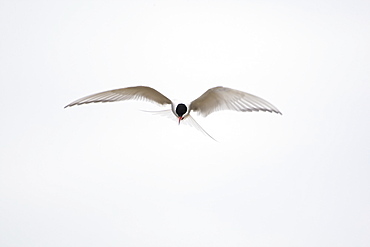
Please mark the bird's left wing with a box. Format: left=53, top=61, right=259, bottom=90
left=65, top=86, right=172, bottom=108
left=189, top=86, right=281, bottom=117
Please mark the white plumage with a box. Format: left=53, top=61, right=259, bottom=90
left=65, top=86, right=281, bottom=139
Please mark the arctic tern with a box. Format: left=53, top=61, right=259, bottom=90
left=65, top=86, right=281, bottom=139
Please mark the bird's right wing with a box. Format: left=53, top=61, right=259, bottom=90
left=65, top=86, right=172, bottom=108
left=189, top=86, right=281, bottom=117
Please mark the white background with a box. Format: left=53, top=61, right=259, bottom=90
left=1, top=0, right=369, bottom=246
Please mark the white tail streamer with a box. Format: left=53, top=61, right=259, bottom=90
left=141, top=109, right=177, bottom=122
left=182, top=115, right=216, bottom=141
left=143, top=110, right=216, bottom=141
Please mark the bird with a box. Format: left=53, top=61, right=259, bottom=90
left=65, top=86, right=281, bottom=139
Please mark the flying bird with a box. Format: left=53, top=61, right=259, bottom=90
left=65, top=86, right=281, bottom=139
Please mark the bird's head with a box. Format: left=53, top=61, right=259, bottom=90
left=175, top=103, right=188, bottom=124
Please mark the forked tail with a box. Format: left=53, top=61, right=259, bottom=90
left=142, top=110, right=216, bottom=141
left=182, top=114, right=216, bottom=141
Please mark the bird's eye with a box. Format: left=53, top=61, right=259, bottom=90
left=175, top=103, right=188, bottom=117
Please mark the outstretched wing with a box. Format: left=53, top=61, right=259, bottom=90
left=189, top=86, right=281, bottom=117
left=65, top=86, right=172, bottom=108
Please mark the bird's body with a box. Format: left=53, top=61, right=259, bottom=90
left=65, top=86, right=281, bottom=139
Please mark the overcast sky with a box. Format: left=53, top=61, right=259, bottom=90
left=1, top=0, right=369, bottom=246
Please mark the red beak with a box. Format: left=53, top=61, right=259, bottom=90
left=178, top=117, right=183, bottom=125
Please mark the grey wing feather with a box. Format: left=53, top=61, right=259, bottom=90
left=65, top=86, right=172, bottom=108
left=189, top=86, right=281, bottom=117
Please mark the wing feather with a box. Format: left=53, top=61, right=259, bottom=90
left=65, top=86, right=172, bottom=108
left=189, top=86, right=281, bottom=117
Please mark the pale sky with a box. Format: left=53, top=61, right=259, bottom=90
left=1, top=0, right=369, bottom=246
